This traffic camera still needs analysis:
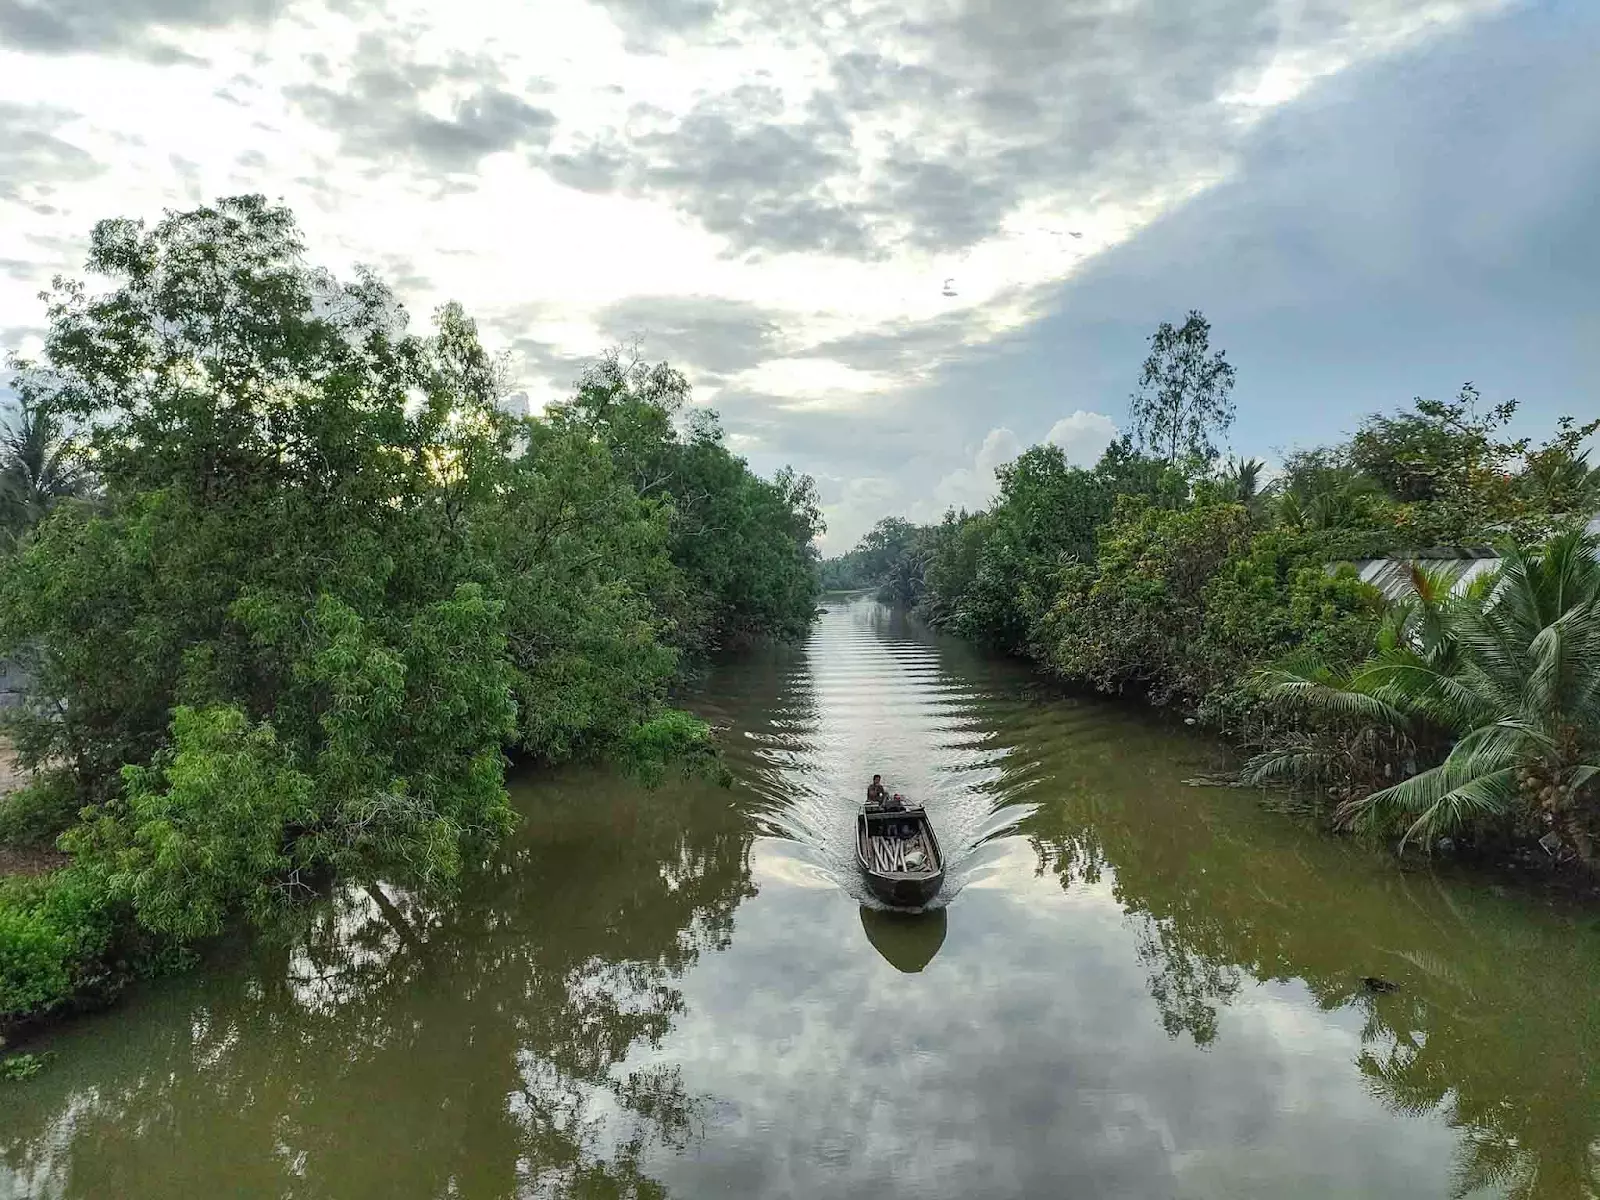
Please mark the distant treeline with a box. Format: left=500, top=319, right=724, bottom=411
left=824, top=310, right=1600, bottom=871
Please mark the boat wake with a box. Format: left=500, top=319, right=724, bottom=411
left=696, top=598, right=1044, bottom=909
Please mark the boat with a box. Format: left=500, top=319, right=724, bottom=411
left=856, top=801, right=945, bottom=908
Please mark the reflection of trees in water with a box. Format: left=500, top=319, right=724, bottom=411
left=0, top=772, right=755, bottom=1199
left=1030, top=782, right=1600, bottom=1199
left=1135, top=918, right=1241, bottom=1047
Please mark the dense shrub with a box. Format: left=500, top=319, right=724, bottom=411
left=0, top=868, right=122, bottom=1024
left=0, top=773, right=80, bottom=849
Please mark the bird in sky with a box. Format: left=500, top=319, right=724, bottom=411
left=942, top=278, right=957, bottom=296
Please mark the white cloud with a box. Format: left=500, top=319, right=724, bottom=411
left=926, top=426, right=1021, bottom=517
left=1045, top=411, right=1119, bottom=466
left=0, top=0, right=1513, bottom=539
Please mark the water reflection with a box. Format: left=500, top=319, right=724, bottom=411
left=5, top=600, right=1600, bottom=1200
left=1024, top=718, right=1600, bottom=1199
left=0, top=774, right=753, bottom=1199
left=859, top=906, right=948, bottom=973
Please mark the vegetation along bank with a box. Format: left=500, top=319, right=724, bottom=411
left=0, top=196, right=824, bottom=1043
left=823, top=310, right=1600, bottom=876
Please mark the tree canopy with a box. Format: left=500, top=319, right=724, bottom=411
left=0, top=195, right=821, bottom=1029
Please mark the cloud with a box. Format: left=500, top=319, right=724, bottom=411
left=594, top=295, right=783, bottom=380
left=0, top=102, right=103, bottom=207
left=0, top=0, right=1528, bottom=557
left=929, top=0, right=1599, bottom=467
left=286, top=34, right=557, bottom=176
left=1046, top=410, right=1119, bottom=466
left=0, top=0, right=285, bottom=60
left=559, top=0, right=1504, bottom=268
left=549, top=86, right=875, bottom=259
left=928, top=426, right=1021, bottom=515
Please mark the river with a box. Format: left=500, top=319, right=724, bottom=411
left=3, top=598, right=1598, bottom=1199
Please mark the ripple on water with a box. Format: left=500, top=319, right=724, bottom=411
left=698, top=598, right=1081, bottom=908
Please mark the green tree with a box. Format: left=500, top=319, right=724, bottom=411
left=1270, top=446, right=1386, bottom=531
left=0, top=196, right=749, bottom=1028
left=947, top=445, right=1112, bottom=651
left=1129, top=310, right=1237, bottom=470
left=1350, top=385, right=1521, bottom=506
left=1246, top=530, right=1600, bottom=862
left=0, top=398, right=91, bottom=543
left=549, top=347, right=823, bottom=647
left=1516, top=415, right=1600, bottom=522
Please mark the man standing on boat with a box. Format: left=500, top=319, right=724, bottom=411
left=866, top=775, right=889, bottom=806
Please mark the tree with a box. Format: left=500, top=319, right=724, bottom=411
left=1350, top=385, right=1521, bottom=506
left=1270, top=446, right=1386, bottom=532
left=0, top=398, right=91, bottom=542
left=0, top=195, right=743, bottom=1016
left=947, top=445, right=1113, bottom=650
left=1517, top=415, right=1600, bottom=522
left=1129, top=310, right=1237, bottom=470
left=547, top=346, right=823, bottom=648
left=1246, top=530, right=1600, bottom=862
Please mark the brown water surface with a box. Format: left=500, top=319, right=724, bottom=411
left=3, top=599, right=1598, bottom=1198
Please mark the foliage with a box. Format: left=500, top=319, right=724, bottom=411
left=0, top=195, right=816, bottom=1026
left=816, top=436, right=1185, bottom=651
left=1270, top=446, right=1387, bottom=532
left=822, top=517, right=921, bottom=592
left=1350, top=384, right=1522, bottom=506
left=0, top=772, right=81, bottom=849
left=918, top=509, right=989, bottom=623
left=0, top=1051, right=50, bottom=1080
left=0, top=398, right=91, bottom=546
left=0, top=867, right=122, bottom=1023
left=1128, top=310, right=1237, bottom=470
left=615, top=709, right=732, bottom=789
left=1516, top=415, right=1600, bottom=522
left=1343, top=385, right=1599, bottom=544
left=1246, top=531, right=1600, bottom=860
left=548, top=346, right=823, bottom=647
left=1039, top=500, right=1259, bottom=703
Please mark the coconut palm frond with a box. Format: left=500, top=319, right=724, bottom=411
left=0, top=399, right=91, bottom=535
left=1347, top=762, right=1520, bottom=850
left=1256, top=663, right=1412, bottom=730
left=1240, top=744, right=1342, bottom=787
left=1566, top=763, right=1599, bottom=792
left=1525, top=601, right=1600, bottom=715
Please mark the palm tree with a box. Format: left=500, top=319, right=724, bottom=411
left=0, top=399, right=89, bottom=538
left=1273, top=467, right=1384, bottom=531
left=1217, top=456, right=1264, bottom=503
left=1241, top=563, right=1469, bottom=792
left=1245, top=531, right=1600, bottom=862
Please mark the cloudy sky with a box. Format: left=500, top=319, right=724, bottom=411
left=0, top=0, right=1594, bottom=549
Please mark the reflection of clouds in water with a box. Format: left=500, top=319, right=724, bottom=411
left=626, top=872, right=1465, bottom=1199
left=283, top=883, right=430, bottom=1015
left=703, top=599, right=1038, bottom=907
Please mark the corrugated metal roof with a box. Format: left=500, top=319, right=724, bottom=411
left=1342, top=555, right=1502, bottom=602
left=1331, top=514, right=1599, bottom=604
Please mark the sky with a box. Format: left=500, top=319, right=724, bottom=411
left=0, top=0, right=1594, bottom=550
